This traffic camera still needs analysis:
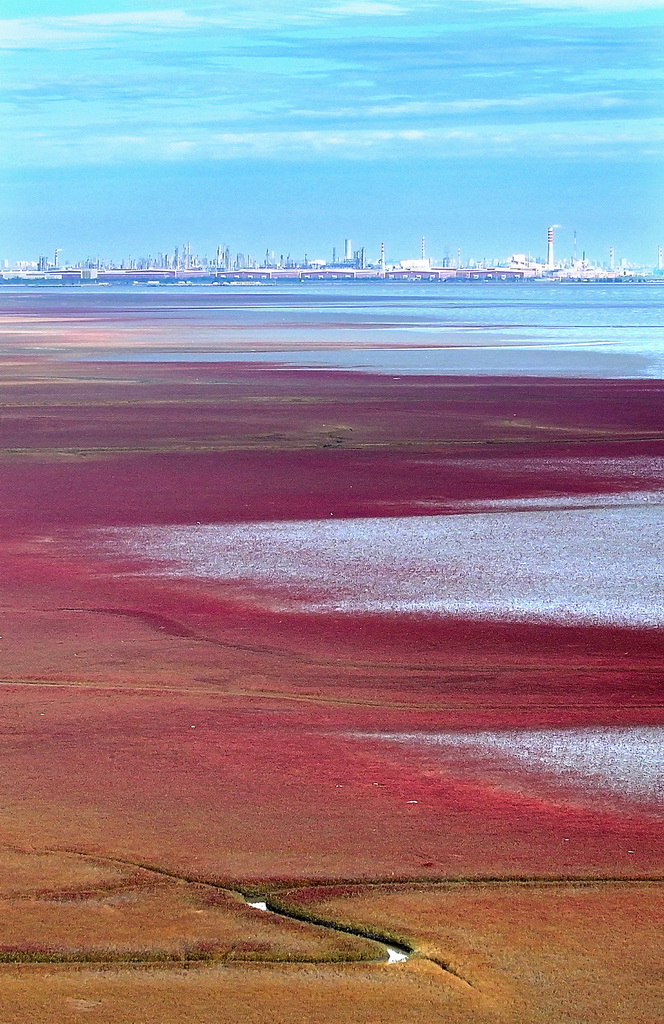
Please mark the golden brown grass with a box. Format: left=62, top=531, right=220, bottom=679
left=0, top=960, right=488, bottom=1024
left=278, top=881, right=664, bottom=1023
left=0, top=848, right=133, bottom=897
left=0, top=850, right=381, bottom=966
left=1, top=850, right=660, bottom=1023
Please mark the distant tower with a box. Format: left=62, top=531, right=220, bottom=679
left=380, top=241, right=386, bottom=275
left=457, top=247, right=462, bottom=269
left=609, top=246, right=615, bottom=271
left=344, top=238, right=353, bottom=262
left=54, top=248, right=61, bottom=269
left=332, top=246, right=336, bottom=264
left=546, top=227, right=555, bottom=269
left=658, top=246, right=663, bottom=271
left=421, top=236, right=426, bottom=260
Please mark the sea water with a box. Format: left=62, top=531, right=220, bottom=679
left=2, top=280, right=663, bottom=377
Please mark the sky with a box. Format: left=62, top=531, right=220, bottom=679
left=1, top=0, right=662, bottom=265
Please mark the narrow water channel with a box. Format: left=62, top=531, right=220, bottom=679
left=246, top=898, right=410, bottom=963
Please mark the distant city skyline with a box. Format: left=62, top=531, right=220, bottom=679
left=6, top=224, right=661, bottom=283
left=6, top=230, right=661, bottom=272
left=1, top=1, right=662, bottom=263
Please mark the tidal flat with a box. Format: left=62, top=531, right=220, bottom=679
left=0, top=284, right=661, bottom=1022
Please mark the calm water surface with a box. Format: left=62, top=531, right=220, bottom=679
left=2, top=281, right=663, bottom=377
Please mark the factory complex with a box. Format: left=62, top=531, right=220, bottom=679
left=3, top=229, right=661, bottom=284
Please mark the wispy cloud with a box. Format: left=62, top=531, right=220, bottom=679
left=7, top=117, right=662, bottom=166
left=0, top=2, right=417, bottom=49
left=1, top=0, right=659, bottom=263
left=324, top=2, right=406, bottom=14
left=0, top=0, right=658, bottom=169
left=294, top=92, right=632, bottom=119
left=0, top=9, right=206, bottom=48
left=0, top=0, right=659, bottom=53
left=482, top=0, right=663, bottom=7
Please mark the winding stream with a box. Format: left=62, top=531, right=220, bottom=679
left=246, top=897, right=410, bottom=963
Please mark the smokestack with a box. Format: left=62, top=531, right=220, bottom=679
left=380, top=241, right=385, bottom=275
left=658, top=246, right=663, bottom=271
left=609, top=247, right=615, bottom=271
left=421, top=236, right=426, bottom=260
left=546, top=227, right=555, bottom=270
left=344, top=238, right=353, bottom=261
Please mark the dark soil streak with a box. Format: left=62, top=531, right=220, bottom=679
left=55, top=607, right=664, bottom=684
left=0, top=675, right=662, bottom=716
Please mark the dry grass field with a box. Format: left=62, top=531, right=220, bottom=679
left=0, top=849, right=381, bottom=966
left=275, top=881, right=664, bottom=1023
left=0, top=961, right=487, bottom=1024
left=0, top=880, right=660, bottom=1023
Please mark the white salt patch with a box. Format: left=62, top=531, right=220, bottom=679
left=248, top=900, right=269, bottom=912
left=454, top=490, right=664, bottom=512
left=422, top=456, right=664, bottom=484
left=97, top=491, right=664, bottom=628
left=357, top=727, right=664, bottom=804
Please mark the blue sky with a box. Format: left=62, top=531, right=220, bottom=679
left=1, top=0, right=662, bottom=264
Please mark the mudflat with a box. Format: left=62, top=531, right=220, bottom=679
left=0, top=303, right=662, bottom=1021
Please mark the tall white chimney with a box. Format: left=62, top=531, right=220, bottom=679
left=546, top=226, right=555, bottom=269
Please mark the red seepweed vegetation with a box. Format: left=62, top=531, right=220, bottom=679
left=0, top=358, right=661, bottom=1021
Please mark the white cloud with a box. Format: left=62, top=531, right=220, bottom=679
left=51, top=9, right=201, bottom=29
left=7, top=116, right=662, bottom=165
left=476, top=0, right=663, bottom=7
left=0, top=0, right=658, bottom=51
left=295, top=92, right=631, bottom=120
left=324, top=2, right=406, bottom=14
left=0, top=8, right=206, bottom=48
left=0, top=2, right=417, bottom=49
